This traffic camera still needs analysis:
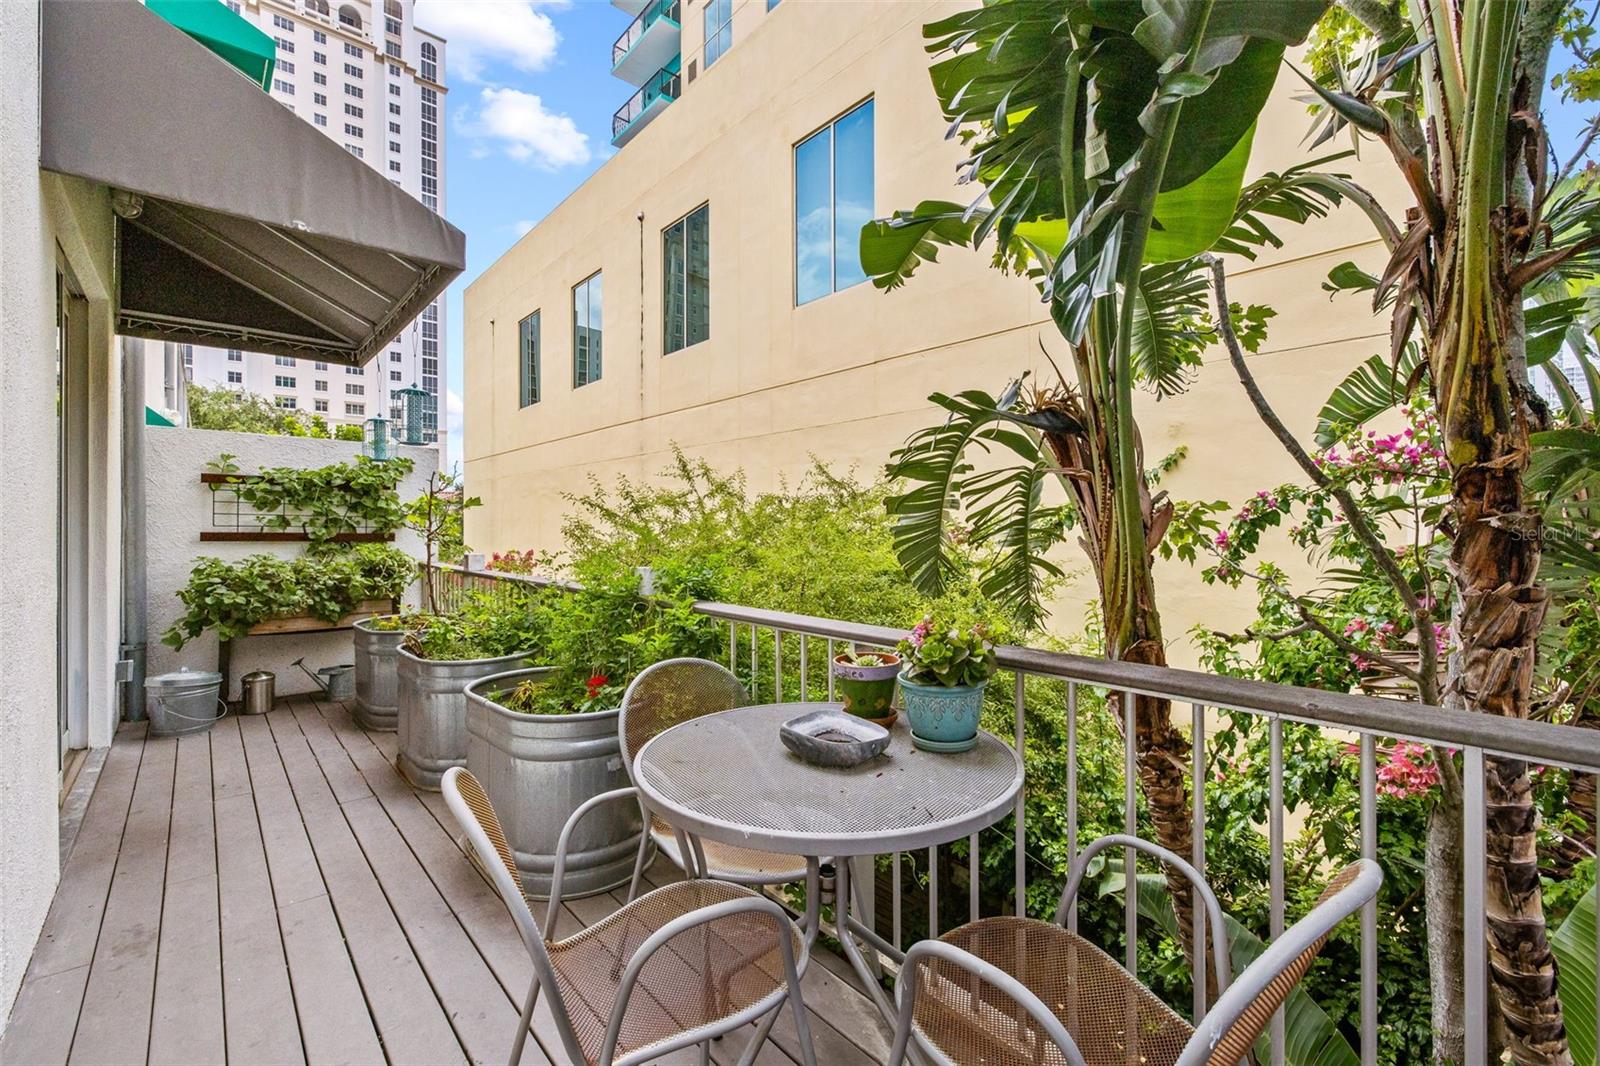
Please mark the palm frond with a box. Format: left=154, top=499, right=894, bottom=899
left=1313, top=342, right=1428, bottom=447
left=964, top=459, right=1069, bottom=628
left=1130, top=261, right=1210, bottom=398
left=884, top=390, right=1042, bottom=597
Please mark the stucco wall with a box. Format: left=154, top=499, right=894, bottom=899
left=463, top=0, right=1411, bottom=664
left=145, top=427, right=437, bottom=700
left=0, top=0, right=57, bottom=1028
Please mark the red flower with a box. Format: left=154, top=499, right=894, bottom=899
left=584, top=674, right=609, bottom=700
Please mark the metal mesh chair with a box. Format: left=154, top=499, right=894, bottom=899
left=618, top=658, right=812, bottom=897
left=887, top=834, right=1381, bottom=1066
left=443, top=767, right=818, bottom=1066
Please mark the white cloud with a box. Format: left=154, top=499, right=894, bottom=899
left=461, top=87, right=590, bottom=170
left=446, top=388, right=465, bottom=433
left=414, top=1, right=561, bottom=83
left=512, top=219, right=537, bottom=237
left=446, top=389, right=465, bottom=476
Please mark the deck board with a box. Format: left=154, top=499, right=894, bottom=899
left=148, top=732, right=225, bottom=1066
left=0, top=701, right=890, bottom=1066
left=68, top=733, right=176, bottom=1065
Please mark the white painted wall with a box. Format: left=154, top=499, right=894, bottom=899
left=144, top=427, right=436, bottom=699
left=0, top=0, right=58, bottom=1028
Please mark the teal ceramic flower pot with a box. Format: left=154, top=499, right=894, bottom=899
left=897, top=673, right=986, bottom=752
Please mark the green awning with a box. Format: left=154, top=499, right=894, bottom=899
left=145, top=406, right=178, bottom=427
left=146, top=0, right=275, bottom=90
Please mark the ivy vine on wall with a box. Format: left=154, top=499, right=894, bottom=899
left=211, top=453, right=414, bottom=543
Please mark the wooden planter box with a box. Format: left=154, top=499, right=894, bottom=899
left=245, top=599, right=395, bottom=635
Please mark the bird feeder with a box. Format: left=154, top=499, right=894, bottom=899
left=394, top=382, right=429, bottom=445
left=362, top=415, right=392, bottom=461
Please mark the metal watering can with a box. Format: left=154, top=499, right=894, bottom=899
left=291, top=657, right=357, bottom=701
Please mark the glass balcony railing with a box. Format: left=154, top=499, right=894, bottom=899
left=612, top=0, right=680, bottom=68
left=612, top=63, right=680, bottom=143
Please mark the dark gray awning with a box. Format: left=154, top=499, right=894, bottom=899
left=39, top=1, right=465, bottom=367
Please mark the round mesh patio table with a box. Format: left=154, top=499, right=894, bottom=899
left=634, top=701, right=1023, bottom=1059
left=632, top=702, right=1024, bottom=859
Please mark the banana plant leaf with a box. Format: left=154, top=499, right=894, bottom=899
left=1098, top=866, right=1359, bottom=1066
left=1550, top=885, right=1597, bottom=1066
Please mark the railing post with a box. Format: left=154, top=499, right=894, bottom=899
left=826, top=639, right=835, bottom=701
left=1066, top=682, right=1078, bottom=934
left=1014, top=671, right=1026, bottom=917
left=1360, top=733, right=1377, bottom=1066
left=1464, top=746, right=1486, bottom=1066
left=1269, top=717, right=1285, bottom=1066
left=1123, top=689, right=1137, bottom=977
left=773, top=630, right=782, bottom=703
left=1192, top=702, right=1207, bottom=1022
left=891, top=850, right=902, bottom=952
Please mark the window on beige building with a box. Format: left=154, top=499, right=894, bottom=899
left=663, top=204, right=710, bottom=354
left=519, top=310, right=541, bottom=406
left=794, top=99, right=874, bottom=305
left=572, top=273, right=602, bottom=388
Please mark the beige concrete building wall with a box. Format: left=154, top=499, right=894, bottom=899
left=463, top=0, right=1407, bottom=662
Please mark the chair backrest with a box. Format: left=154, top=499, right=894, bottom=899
left=617, top=657, right=750, bottom=773
left=1058, top=834, right=1233, bottom=1000
left=441, top=767, right=590, bottom=1065
left=1179, top=859, right=1382, bottom=1066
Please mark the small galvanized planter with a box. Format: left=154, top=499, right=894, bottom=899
left=465, top=668, right=646, bottom=899
left=396, top=646, right=536, bottom=790
left=353, top=617, right=408, bottom=731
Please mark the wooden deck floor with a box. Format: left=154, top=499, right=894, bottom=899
left=0, top=697, right=890, bottom=1066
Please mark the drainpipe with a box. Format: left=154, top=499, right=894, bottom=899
left=119, top=337, right=147, bottom=721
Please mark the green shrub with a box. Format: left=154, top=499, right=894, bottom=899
left=163, top=555, right=305, bottom=647
left=403, top=591, right=544, bottom=661
left=164, top=546, right=417, bottom=649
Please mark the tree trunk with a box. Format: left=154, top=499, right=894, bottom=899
left=1106, top=532, right=1199, bottom=989
left=1122, top=635, right=1202, bottom=988
left=1448, top=453, right=1566, bottom=1063
left=1427, top=796, right=1466, bottom=1065
left=1040, top=414, right=1200, bottom=986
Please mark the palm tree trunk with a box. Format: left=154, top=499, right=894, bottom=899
left=1443, top=347, right=1566, bottom=1063
left=1102, top=480, right=1199, bottom=987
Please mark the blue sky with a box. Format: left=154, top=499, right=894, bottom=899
left=418, top=2, right=1597, bottom=468
left=415, top=0, right=634, bottom=467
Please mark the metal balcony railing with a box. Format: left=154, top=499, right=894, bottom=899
left=612, top=0, right=680, bottom=68
left=611, top=65, right=680, bottom=142
left=428, top=562, right=1600, bottom=1066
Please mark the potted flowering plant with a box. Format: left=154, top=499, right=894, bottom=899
left=831, top=649, right=902, bottom=725
left=896, top=616, right=1001, bottom=752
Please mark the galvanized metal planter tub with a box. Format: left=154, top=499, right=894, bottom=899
left=465, top=668, right=647, bottom=899
left=396, top=647, right=535, bottom=790
left=353, top=617, right=407, bottom=732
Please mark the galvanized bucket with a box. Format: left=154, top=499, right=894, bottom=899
left=353, top=618, right=407, bottom=732
left=396, top=647, right=536, bottom=791
left=145, top=669, right=226, bottom=737
left=465, top=668, right=647, bottom=899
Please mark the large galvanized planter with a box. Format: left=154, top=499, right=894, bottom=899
left=465, top=668, right=647, bottom=899
left=396, top=647, right=535, bottom=791
left=353, top=617, right=408, bottom=732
